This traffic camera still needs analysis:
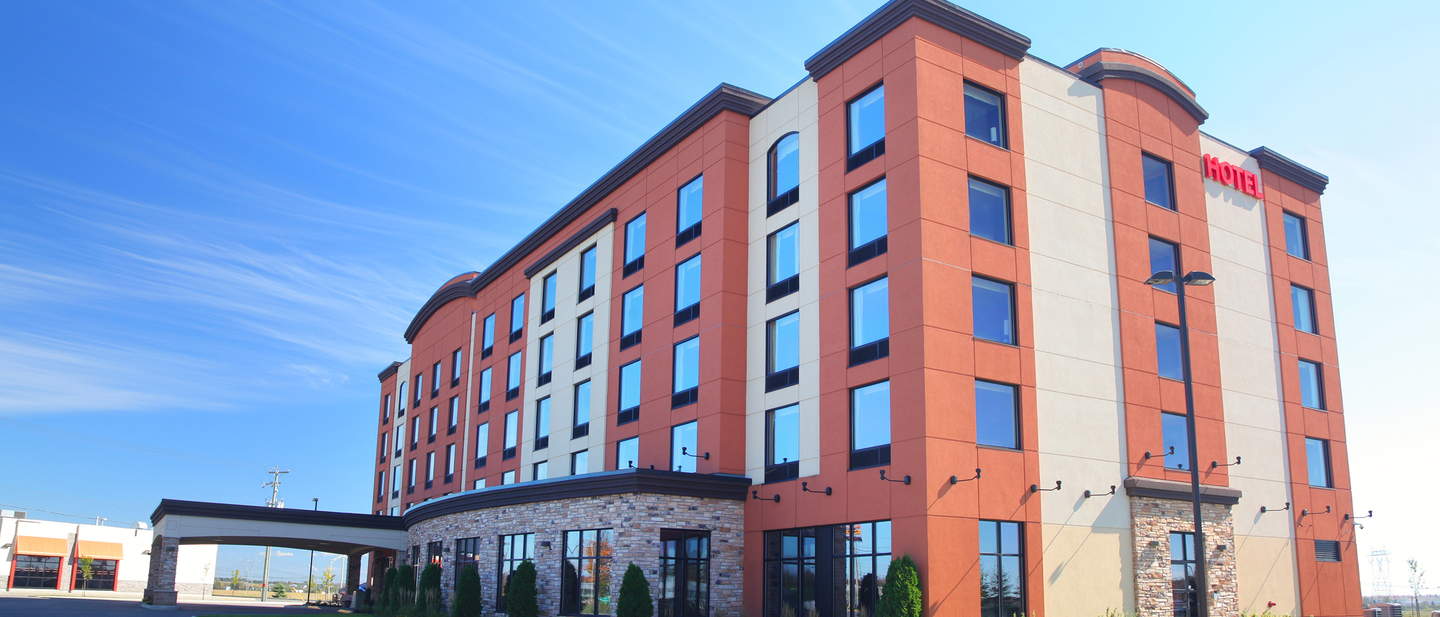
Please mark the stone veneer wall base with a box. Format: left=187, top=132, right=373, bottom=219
left=1131, top=496, right=1238, bottom=617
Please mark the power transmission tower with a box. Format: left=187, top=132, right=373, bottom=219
left=260, top=467, right=288, bottom=603
left=1371, top=547, right=1393, bottom=601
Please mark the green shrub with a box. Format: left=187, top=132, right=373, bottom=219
left=617, top=563, right=653, bottom=617
left=451, top=565, right=482, bottom=617
left=877, top=554, right=921, bottom=617
left=396, top=564, right=416, bottom=608
left=381, top=566, right=398, bottom=611
left=507, top=561, right=538, bottom=617
left=416, top=564, right=442, bottom=612
left=270, top=581, right=288, bottom=598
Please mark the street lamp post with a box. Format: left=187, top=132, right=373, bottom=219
left=307, top=498, right=318, bottom=605
left=1144, top=268, right=1216, bottom=617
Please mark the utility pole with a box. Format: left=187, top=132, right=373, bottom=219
left=260, top=467, right=288, bottom=603
left=306, top=497, right=318, bottom=605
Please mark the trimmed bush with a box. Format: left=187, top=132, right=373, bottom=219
left=381, top=566, right=398, bottom=611
left=506, top=560, right=538, bottom=617
left=617, top=563, right=653, bottom=617
left=396, top=564, right=416, bottom=609
left=416, top=563, right=442, bottom=612
left=877, top=553, right=921, bottom=617
left=451, top=564, right=482, bottom=617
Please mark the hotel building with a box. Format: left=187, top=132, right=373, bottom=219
left=367, top=1, right=1360, bottom=615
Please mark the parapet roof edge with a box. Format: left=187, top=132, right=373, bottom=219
left=1074, top=61, right=1208, bottom=124
left=804, top=0, right=1030, bottom=80
left=377, top=361, right=402, bottom=382
left=1070, top=47, right=1197, bottom=97
left=1249, top=146, right=1330, bottom=195
left=151, top=498, right=405, bottom=530
left=402, top=83, right=771, bottom=344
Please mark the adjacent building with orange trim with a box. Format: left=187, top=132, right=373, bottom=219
left=367, top=1, right=1360, bottom=615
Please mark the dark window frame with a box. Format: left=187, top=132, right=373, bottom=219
left=849, top=380, right=891, bottom=470
left=573, top=380, right=591, bottom=439
left=496, top=532, right=535, bottom=612
left=968, top=175, right=1013, bottom=246
left=1170, top=531, right=1198, bottom=617
left=846, top=82, right=886, bottom=172
left=623, top=212, right=647, bottom=277
left=973, top=275, right=1017, bottom=346
left=510, top=293, right=526, bottom=343
left=618, top=360, right=641, bottom=425
left=1282, top=210, right=1311, bottom=260
left=451, top=348, right=463, bottom=387
left=1142, top=152, right=1177, bottom=210
left=1298, top=358, right=1326, bottom=410
left=1291, top=284, right=1319, bottom=335
left=766, top=221, right=802, bottom=303
left=481, top=313, right=496, bottom=358
left=673, top=253, right=702, bottom=327
left=975, top=379, right=1020, bottom=450
left=765, top=403, right=800, bottom=483
left=1155, top=321, right=1183, bottom=381
left=541, top=271, right=558, bottom=324
left=1149, top=236, right=1180, bottom=294
left=561, top=528, right=616, bottom=615
left=1306, top=437, right=1333, bottom=488
left=767, top=132, right=801, bottom=216
left=671, top=336, right=700, bottom=409
left=578, top=244, right=598, bottom=302
left=576, top=311, right=594, bottom=369
left=538, top=333, right=554, bottom=386
left=849, top=276, right=890, bottom=367
left=963, top=80, right=1008, bottom=149
left=658, top=529, right=711, bottom=617
left=847, top=177, right=888, bottom=267
left=620, top=285, right=644, bottom=351
left=535, top=396, right=551, bottom=451
left=676, top=173, right=704, bottom=248
left=766, top=310, right=801, bottom=392
left=981, top=520, right=1027, bottom=617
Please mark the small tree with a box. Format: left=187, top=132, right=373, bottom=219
left=76, top=557, right=94, bottom=595
left=617, top=563, right=653, bottom=617
left=451, top=565, right=482, bottom=617
left=877, top=554, right=922, bottom=617
left=380, top=566, right=398, bottom=610
left=202, top=562, right=211, bottom=598
left=417, top=563, right=442, bottom=612
left=1409, top=558, right=1426, bottom=617
left=320, top=567, right=336, bottom=596
left=270, top=581, right=288, bottom=598
left=507, top=561, right=538, bottom=617
left=230, top=569, right=242, bottom=592
left=397, top=564, right=417, bottom=608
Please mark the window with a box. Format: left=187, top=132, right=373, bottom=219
left=573, top=381, right=592, bottom=439
left=410, top=417, right=419, bottom=449
left=507, top=352, right=523, bottom=400
left=1315, top=540, right=1341, bottom=562
left=448, top=397, right=459, bottom=435
left=616, top=437, right=639, bottom=470
left=496, top=533, right=534, bottom=612
left=392, top=463, right=401, bottom=497
left=538, top=334, right=554, bottom=386
left=1162, top=412, right=1190, bottom=470
left=766, top=404, right=799, bottom=483
left=848, top=179, right=888, bottom=266
left=510, top=294, right=526, bottom=342
left=380, top=433, right=388, bottom=462
left=395, top=424, right=405, bottom=457
left=850, top=277, right=889, bottom=366
left=571, top=450, right=589, bottom=475
left=1283, top=211, right=1310, bottom=259
left=672, top=337, right=699, bottom=408
left=501, top=470, right=516, bottom=485
left=976, top=380, right=1019, bottom=450
left=451, top=349, right=463, bottom=386
left=473, top=479, right=486, bottom=490
left=377, top=470, right=386, bottom=503
left=541, top=272, right=558, bottom=324
left=766, top=222, right=801, bottom=302
left=579, top=246, right=598, bottom=302
left=671, top=421, right=698, bottom=472
left=576, top=312, right=595, bottom=369
left=768, top=132, right=801, bottom=215
left=1298, top=359, right=1325, bottom=409
left=969, top=177, right=1011, bottom=245
left=965, top=82, right=1006, bottom=147
left=383, top=394, right=392, bottom=424
left=1292, top=285, right=1317, bottom=334
left=840, top=521, right=892, bottom=615
left=482, top=313, right=496, bottom=358
left=981, top=520, right=1025, bottom=617
left=534, top=397, right=551, bottom=450
left=1143, top=153, right=1175, bottom=210
left=428, top=407, right=438, bottom=442
left=767, top=311, right=800, bottom=392
left=624, top=213, right=647, bottom=277
left=847, top=84, right=885, bottom=170
left=677, top=175, right=703, bottom=246
left=445, top=443, right=455, bottom=483
left=425, top=451, right=435, bottom=488
left=674, top=254, right=702, bottom=326
left=427, top=540, right=443, bottom=567
left=503, top=411, right=518, bottom=460
left=1170, top=531, right=1197, bottom=617
left=850, top=381, right=891, bottom=469
left=763, top=528, right=817, bottom=617
left=454, top=537, right=480, bottom=592
left=1155, top=322, right=1183, bottom=380
left=974, top=277, right=1015, bottom=345
left=397, top=381, right=407, bottom=413
left=414, top=375, right=423, bottom=405
left=658, top=529, right=710, bottom=617
left=1149, top=237, right=1179, bottom=294
left=475, top=423, right=489, bottom=468
left=478, top=368, right=492, bottom=413
left=619, top=360, right=642, bottom=425
left=431, top=362, right=441, bottom=396
left=11, top=555, right=62, bottom=589
left=621, top=285, right=644, bottom=350
left=1306, top=437, right=1332, bottom=488
left=534, top=461, right=548, bottom=481
left=561, top=529, right=615, bottom=615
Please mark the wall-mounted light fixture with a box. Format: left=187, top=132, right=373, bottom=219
left=950, top=468, right=982, bottom=484
left=1345, top=510, right=1374, bottom=523
left=801, top=482, right=832, bottom=496
left=1259, top=502, right=1289, bottom=514
left=680, top=447, right=710, bottom=461
left=879, top=470, right=911, bottom=485
left=1299, top=505, right=1331, bottom=518
left=1143, top=446, right=1175, bottom=461
left=751, top=490, right=779, bottom=503
left=540, top=541, right=552, bottom=549
left=1210, top=456, right=1241, bottom=469
left=1083, top=485, right=1116, bottom=498
left=1030, top=480, right=1062, bottom=493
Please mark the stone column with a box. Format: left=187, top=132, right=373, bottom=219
left=142, top=535, right=181, bottom=606
left=346, top=552, right=362, bottom=595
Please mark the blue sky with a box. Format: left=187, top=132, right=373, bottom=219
left=1, top=0, right=1435, bottom=591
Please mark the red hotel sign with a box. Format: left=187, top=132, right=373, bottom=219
left=1203, top=154, right=1264, bottom=199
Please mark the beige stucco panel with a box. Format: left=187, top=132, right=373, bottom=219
left=1041, top=523, right=1134, bottom=617
left=1234, top=535, right=1301, bottom=617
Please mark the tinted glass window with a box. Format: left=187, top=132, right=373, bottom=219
left=964, top=83, right=1005, bottom=147
left=673, top=337, right=700, bottom=394
left=504, top=411, right=518, bottom=448
left=852, top=381, right=891, bottom=451
left=1162, top=412, right=1190, bottom=470
left=678, top=176, right=703, bottom=233
left=482, top=314, right=495, bottom=349
left=768, top=223, right=799, bottom=285
left=850, top=179, right=887, bottom=250
left=510, top=294, right=525, bottom=333
left=1291, top=285, right=1317, bottom=334
left=622, top=286, right=644, bottom=335
left=973, top=277, right=1015, bottom=345
left=969, top=177, right=1010, bottom=244
left=507, top=352, right=523, bottom=389
left=849, top=85, right=884, bottom=154
left=571, top=450, right=589, bottom=475
left=1298, top=359, right=1324, bottom=409
left=1149, top=238, right=1179, bottom=293
left=851, top=277, right=889, bottom=348
left=536, top=397, right=551, bottom=442
left=1142, top=154, right=1174, bottom=210
left=577, top=313, right=594, bottom=357
left=768, top=404, right=799, bottom=467
left=626, top=213, right=647, bottom=264
left=979, top=520, right=1024, bottom=617
left=617, top=437, right=639, bottom=470
left=580, top=247, right=597, bottom=292
left=1155, top=323, right=1182, bottom=380
left=976, top=380, right=1018, bottom=449
left=676, top=254, right=702, bottom=311
left=479, top=368, right=491, bottom=401
left=672, top=421, right=698, bottom=472
left=1283, top=211, right=1309, bottom=259
left=768, top=312, right=800, bottom=374
left=574, top=381, right=591, bottom=426
left=542, top=273, right=557, bottom=313
left=539, top=334, right=553, bottom=375
left=620, top=361, right=642, bottom=411
left=771, top=133, right=800, bottom=199
left=476, top=423, right=488, bottom=456
left=1306, top=437, right=1331, bottom=487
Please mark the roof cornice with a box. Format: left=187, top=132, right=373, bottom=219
left=1076, top=61, right=1208, bottom=124
left=151, top=499, right=405, bottom=530
left=1249, top=146, right=1329, bottom=195
left=377, top=361, right=402, bottom=382
left=522, top=208, right=617, bottom=279
left=403, top=84, right=770, bottom=344
left=804, top=0, right=1030, bottom=80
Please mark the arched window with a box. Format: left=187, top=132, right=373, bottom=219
left=767, top=132, right=800, bottom=216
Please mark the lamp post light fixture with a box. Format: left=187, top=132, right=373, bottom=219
left=307, top=498, right=318, bottom=605
left=1143, top=268, right=1215, bottom=617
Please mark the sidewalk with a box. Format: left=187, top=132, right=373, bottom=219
left=0, top=588, right=315, bottom=605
